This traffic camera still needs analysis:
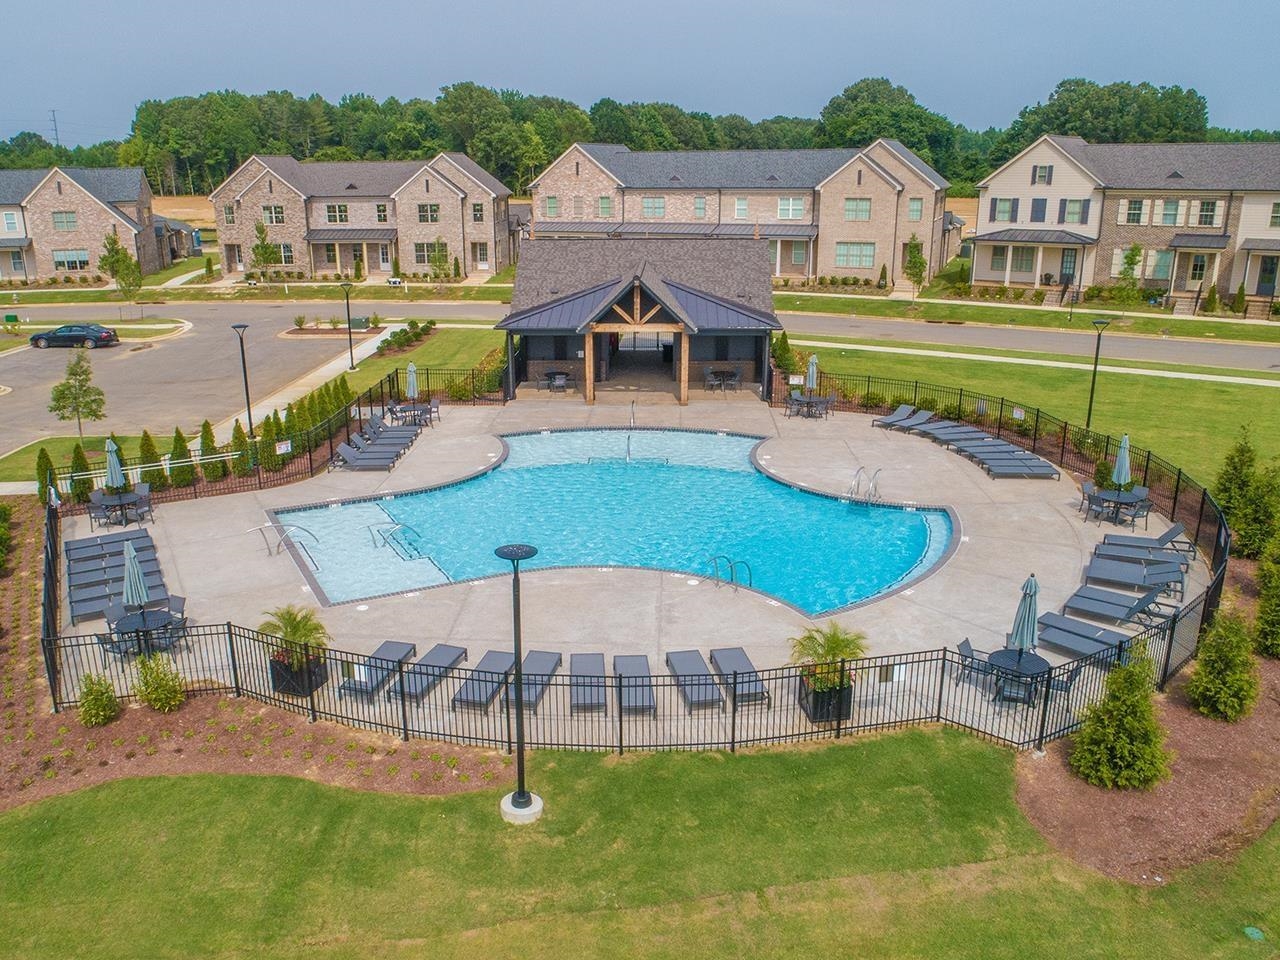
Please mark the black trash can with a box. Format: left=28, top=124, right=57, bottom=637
left=661, top=343, right=673, bottom=363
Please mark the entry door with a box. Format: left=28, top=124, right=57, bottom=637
left=1259, top=256, right=1279, bottom=297
left=1059, top=248, right=1077, bottom=285
left=471, top=242, right=489, bottom=270
left=379, top=244, right=390, bottom=269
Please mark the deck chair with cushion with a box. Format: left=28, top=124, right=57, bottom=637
left=1063, top=585, right=1174, bottom=625
left=337, top=640, right=416, bottom=700
left=1102, top=522, right=1195, bottom=559
left=1116, top=500, right=1153, bottom=530
left=334, top=442, right=397, bottom=471
left=569, top=653, right=608, bottom=714
left=507, top=650, right=563, bottom=715
left=709, top=647, right=770, bottom=709
left=451, top=650, right=516, bottom=713
left=614, top=654, right=657, bottom=720
left=665, top=650, right=725, bottom=714
left=387, top=643, right=467, bottom=704
left=1084, top=557, right=1184, bottom=597
left=1037, top=612, right=1131, bottom=658
left=886, top=409, right=935, bottom=432
left=871, top=404, right=915, bottom=429
left=1093, top=542, right=1190, bottom=570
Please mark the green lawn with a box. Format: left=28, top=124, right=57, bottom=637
left=345, top=326, right=505, bottom=394
left=0, top=730, right=1275, bottom=959
left=142, top=253, right=220, bottom=287
left=0, top=435, right=146, bottom=482
left=484, top=264, right=516, bottom=283
left=6, top=283, right=512, bottom=305
left=808, top=341, right=1280, bottom=479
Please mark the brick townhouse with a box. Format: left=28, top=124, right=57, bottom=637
left=0, top=166, right=170, bottom=282
left=209, top=154, right=518, bottom=280
left=528, top=141, right=956, bottom=286
left=973, top=135, right=1280, bottom=312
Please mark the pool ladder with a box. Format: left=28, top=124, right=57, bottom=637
left=849, top=467, right=882, bottom=502
left=246, top=522, right=321, bottom=570
left=708, top=555, right=753, bottom=590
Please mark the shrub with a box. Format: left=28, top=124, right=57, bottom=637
left=1083, top=285, right=1104, bottom=301
left=453, top=256, right=461, bottom=278
left=328, top=316, right=341, bottom=329
left=916, top=396, right=939, bottom=412
left=260, top=604, right=332, bottom=669
left=816, top=275, right=827, bottom=286
left=1214, top=426, right=1256, bottom=528
left=169, top=427, right=195, bottom=487
left=135, top=653, right=185, bottom=713
left=293, top=315, right=306, bottom=329
left=204, top=257, right=214, bottom=279
left=35, top=447, right=54, bottom=505
left=1232, top=283, right=1246, bottom=313
left=1256, top=532, right=1280, bottom=658
left=1231, top=465, right=1280, bottom=559
left=230, top=419, right=253, bottom=477
left=878, top=264, right=888, bottom=288
left=771, top=331, right=798, bottom=375
left=392, top=256, right=401, bottom=278
left=1010, top=288, right=1026, bottom=301
left=0, top=502, right=11, bottom=569
left=861, top=391, right=886, bottom=410
left=1184, top=612, right=1260, bottom=722
left=137, top=430, right=169, bottom=490
left=1069, top=652, right=1171, bottom=789
left=1030, top=289, right=1047, bottom=304
left=258, top=414, right=281, bottom=471
left=976, top=285, right=990, bottom=299
left=69, top=444, right=93, bottom=503
left=954, top=281, right=972, bottom=298
left=1203, top=283, right=1219, bottom=313
left=78, top=674, right=120, bottom=727
left=198, top=420, right=225, bottom=482
left=992, top=285, right=1008, bottom=300
left=862, top=277, right=873, bottom=287
left=1092, top=458, right=1114, bottom=490
left=353, top=259, right=363, bottom=282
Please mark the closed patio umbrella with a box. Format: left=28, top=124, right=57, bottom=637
left=47, top=483, right=61, bottom=509
left=121, top=540, right=151, bottom=611
left=405, top=362, right=419, bottom=402
left=1007, top=573, right=1039, bottom=661
left=1111, top=434, right=1131, bottom=488
left=105, top=438, right=126, bottom=491
left=806, top=354, right=819, bottom=392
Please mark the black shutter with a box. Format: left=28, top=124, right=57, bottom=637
left=1009, top=199, right=1019, bottom=222
left=989, top=197, right=998, bottom=221
left=1030, top=165, right=1039, bottom=185
left=1080, top=199, right=1090, bottom=223
left=1058, top=199, right=1067, bottom=224
left=1045, top=166, right=1053, bottom=186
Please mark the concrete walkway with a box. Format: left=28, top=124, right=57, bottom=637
left=156, top=268, right=206, bottom=288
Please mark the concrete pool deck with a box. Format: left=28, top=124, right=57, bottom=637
left=60, top=398, right=1210, bottom=673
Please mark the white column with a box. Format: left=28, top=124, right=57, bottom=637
left=1003, top=250, right=1012, bottom=286
left=775, top=239, right=782, bottom=276
left=1210, top=251, right=1221, bottom=288
left=1033, top=246, right=1044, bottom=288
left=1240, top=253, right=1251, bottom=294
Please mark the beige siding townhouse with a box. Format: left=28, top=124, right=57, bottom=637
left=974, top=135, right=1280, bottom=313
left=209, top=154, right=516, bottom=280
left=528, top=141, right=952, bottom=286
left=0, top=166, right=168, bottom=282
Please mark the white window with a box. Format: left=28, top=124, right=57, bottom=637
left=1197, top=200, right=1217, bottom=226
left=844, top=198, right=871, bottom=221
left=262, top=205, right=284, bottom=225
left=734, top=197, right=748, bottom=219
left=641, top=197, right=665, bottom=218
left=834, top=242, right=875, bottom=268
left=994, top=199, right=1014, bottom=222
left=1059, top=199, right=1083, bottom=224
left=1125, top=199, right=1145, bottom=224
left=1150, top=249, right=1173, bottom=281
left=2, top=212, right=16, bottom=232
left=1162, top=200, right=1180, bottom=226
left=472, top=202, right=485, bottom=223
left=545, top=195, right=559, bottom=218
left=223, top=203, right=235, bottom=225
left=990, top=245, right=1008, bottom=271
left=908, top=198, right=923, bottom=221
left=1271, top=202, right=1280, bottom=228
left=326, top=204, right=348, bottom=224
left=1189, top=254, right=1207, bottom=281
left=52, top=211, right=77, bottom=231
left=376, top=203, right=387, bottom=223
left=52, top=249, right=90, bottom=270
left=1033, top=165, right=1052, bottom=184
left=11, top=250, right=25, bottom=271
left=598, top=196, right=613, bottom=217
left=418, top=203, right=439, bottom=223
left=693, top=196, right=705, bottom=219
left=778, top=197, right=804, bottom=219
left=1011, top=246, right=1035, bottom=273
left=322, top=243, right=336, bottom=263
left=791, top=243, right=807, bottom=265
left=277, top=243, right=294, bottom=265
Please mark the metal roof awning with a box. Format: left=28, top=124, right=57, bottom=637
left=303, top=228, right=398, bottom=243
left=0, top=236, right=31, bottom=249
left=1168, top=233, right=1230, bottom=250
left=971, top=229, right=1094, bottom=245
left=1240, top=238, right=1280, bottom=252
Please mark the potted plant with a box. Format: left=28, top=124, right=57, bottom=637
left=791, top=622, right=867, bottom=722
left=260, top=604, right=331, bottom=696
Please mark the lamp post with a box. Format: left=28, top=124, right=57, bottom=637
left=1085, top=317, right=1110, bottom=430
left=495, top=542, right=542, bottom=823
left=340, top=280, right=356, bottom=371
left=231, top=323, right=254, bottom=438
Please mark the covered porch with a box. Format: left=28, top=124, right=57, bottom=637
left=0, top=236, right=31, bottom=281
left=1236, top=239, right=1280, bottom=301
left=1167, top=234, right=1230, bottom=298
left=303, top=228, right=398, bottom=278
left=970, top=229, right=1093, bottom=292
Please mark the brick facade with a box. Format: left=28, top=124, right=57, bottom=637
left=530, top=145, right=623, bottom=224
left=1093, top=192, right=1239, bottom=294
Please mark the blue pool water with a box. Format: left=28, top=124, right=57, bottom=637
left=274, top=430, right=953, bottom=615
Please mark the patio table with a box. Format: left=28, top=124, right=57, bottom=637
left=98, top=491, right=140, bottom=526
left=114, top=608, right=178, bottom=653
left=987, top=649, right=1050, bottom=676
left=1095, top=488, right=1144, bottom=524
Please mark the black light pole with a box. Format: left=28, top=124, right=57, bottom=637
left=231, top=323, right=255, bottom=438
left=340, top=281, right=356, bottom=371
left=1085, top=317, right=1110, bottom=430
left=495, top=543, right=538, bottom=812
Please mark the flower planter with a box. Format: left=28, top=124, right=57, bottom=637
left=269, top=658, right=328, bottom=697
left=797, top=674, right=853, bottom=723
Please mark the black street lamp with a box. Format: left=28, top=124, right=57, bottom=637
left=1085, top=317, right=1110, bottom=430
left=495, top=542, right=539, bottom=819
left=231, top=323, right=255, bottom=438
left=340, top=280, right=356, bottom=371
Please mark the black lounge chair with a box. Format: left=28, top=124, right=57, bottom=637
left=335, top=442, right=396, bottom=471
left=614, top=654, right=657, bottom=719
left=871, top=404, right=914, bottom=429
left=1084, top=557, right=1183, bottom=597
left=451, top=650, right=516, bottom=713
left=982, top=461, right=1060, bottom=480
left=1037, top=612, right=1131, bottom=657
left=386, top=643, right=467, bottom=703
left=709, top=647, right=770, bottom=708
left=570, top=653, right=608, bottom=714
left=1102, top=522, right=1195, bottom=558
left=350, top=433, right=409, bottom=459
left=366, top=415, right=420, bottom=441
left=1063, top=585, right=1174, bottom=625
left=507, top=650, right=562, bottom=715
left=337, top=640, right=416, bottom=700
left=886, top=409, right=935, bottom=432
left=665, top=650, right=724, bottom=714
left=1093, top=542, right=1190, bottom=570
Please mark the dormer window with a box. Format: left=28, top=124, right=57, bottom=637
left=346, top=183, right=357, bottom=190
left=1031, top=164, right=1053, bottom=185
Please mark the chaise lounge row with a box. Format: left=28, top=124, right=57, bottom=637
left=333, top=415, right=422, bottom=471
left=872, top=406, right=1060, bottom=479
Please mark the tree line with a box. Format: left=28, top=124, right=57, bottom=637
left=1, top=78, right=1276, bottom=197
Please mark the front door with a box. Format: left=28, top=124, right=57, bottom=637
left=1059, top=248, right=1077, bottom=286
left=1258, top=256, right=1279, bottom=297
left=379, top=244, right=390, bottom=269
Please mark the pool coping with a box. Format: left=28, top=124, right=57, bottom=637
left=267, top=426, right=961, bottom=619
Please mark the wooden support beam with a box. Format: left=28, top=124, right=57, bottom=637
left=633, top=282, right=641, bottom=322
left=611, top=304, right=633, bottom=323
left=583, top=330, right=595, bottom=404
left=639, top=304, right=663, bottom=324
left=678, top=331, right=690, bottom=405
left=590, top=321, right=683, bottom=334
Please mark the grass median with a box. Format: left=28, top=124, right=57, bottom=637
left=344, top=325, right=505, bottom=395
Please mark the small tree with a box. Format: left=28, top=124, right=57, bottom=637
left=137, top=430, right=169, bottom=490
left=48, top=350, right=106, bottom=440
left=69, top=444, right=93, bottom=503
left=1185, top=612, right=1260, bottom=721
left=1069, top=651, right=1171, bottom=789
left=903, top=234, right=927, bottom=303
left=1232, top=283, right=1246, bottom=313
left=452, top=255, right=461, bottom=279
left=1214, top=426, right=1257, bottom=525
left=353, top=258, right=363, bottom=282
left=249, top=220, right=281, bottom=282
left=878, top=263, right=888, bottom=289
left=100, top=233, right=141, bottom=298
left=230, top=419, right=253, bottom=477
left=1256, top=531, right=1280, bottom=658
left=391, top=256, right=401, bottom=279
left=204, top=256, right=214, bottom=280
left=169, top=427, right=195, bottom=487
left=1231, top=464, right=1280, bottom=559
left=1203, top=283, right=1220, bottom=313
left=257, top=414, right=280, bottom=471
left=428, top=239, right=449, bottom=281
left=115, top=257, right=142, bottom=300
left=35, top=447, right=54, bottom=505
left=198, top=420, right=226, bottom=482
left=78, top=674, right=121, bottom=728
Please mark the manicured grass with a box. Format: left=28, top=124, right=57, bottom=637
left=6, top=283, right=513, bottom=305
left=0, top=435, right=146, bottom=482
left=809, top=341, right=1280, bottom=479
left=484, top=264, right=516, bottom=283
left=921, top=256, right=971, bottom=297
left=346, top=326, right=505, bottom=394
left=142, top=253, right=220, bottom=287
left=0, top=730, right=1275, bottom=959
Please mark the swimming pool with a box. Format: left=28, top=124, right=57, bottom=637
left=272, top=429, right=954, bottom=615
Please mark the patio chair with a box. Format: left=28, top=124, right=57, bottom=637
left=1102, top=522, right=1195, bottom=559
left=703, top=366, right=718, bottom=391
left=1084, top=557, right=1184, bottom=597
left=87, top=501, right=114, bottom=531
left=507, top=650, right=563, bottom=715
left=334, top=442, right=396, bottom=471
left=992, top=676, right=1036, bottom=707
left=665, top=650, right=724, bottom=714
left=871, top=404, right=915, bottom=429
left=784, top=392, right=803, bottom=418
left=569, top=653, right=608, bottom=715
left=451, top=650, right=516, bottom=713
left=1092, top=542, right=1189, bottom=570
left=428, top=398, right=441, bottom=424
left=1083, top=492, right=1109, bottom=524
left=1131, top=485, right=1150, bottom=499
left=336, top=640, right=417, bottom=701
left=886, top=409, right=935, bottom=432
left=709, top=647, right=770, bottom=709
left=1078, top=481, right=1096, bottom=514
left=103, top=599, right=125, bottom=627
left=1116, top=499, right=1153, bottom=530
left=387, top=643, right=467, bottom=704
left=1063, top=585, right=1174, bottom=625
left=1047, top=664, right=1083, bottom=707
left=95, top=632, right=132, bottom=660
left=955, top=638, right=996, bottom=691
left=725, top=366, right=743, bottom=392
left=614, top=654, right=657, bottom=720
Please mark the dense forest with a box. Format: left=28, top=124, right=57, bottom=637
left=1, top=77, right=1276, bottom=198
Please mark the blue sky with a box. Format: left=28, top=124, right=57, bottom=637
left=4, top=0, right=1275, bottom=146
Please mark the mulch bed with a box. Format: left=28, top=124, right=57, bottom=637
left=1016, top=655, right=1280, bottom=884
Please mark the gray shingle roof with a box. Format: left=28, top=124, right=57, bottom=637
left=878, top=139, right=950, bottom=189
left=1241, top=238, right=1280, bottom=252
left=534, top=220, right=817, bottom=238
left=0, top=168, right=49, bottom=204
left=509, top=238, right=775, bottom=317
left=257, top=156, right=426, bottom=197
left=1047, top=136, right=1280, bottom=191
left=577, top=143, right=864, bottom=189
left=438, top=152, right=512, bottom=197
left=0, top=167, right=145, bottom=228
left=973, top=228, right=1095, bottom=245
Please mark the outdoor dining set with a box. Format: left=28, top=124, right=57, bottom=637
left=703, top=366, right=743, bottom=393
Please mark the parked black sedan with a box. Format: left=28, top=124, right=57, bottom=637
left=29, top=324, right=120, bottom=349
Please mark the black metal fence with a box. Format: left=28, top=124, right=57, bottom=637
left=45, top=580, right=1214, bottom=752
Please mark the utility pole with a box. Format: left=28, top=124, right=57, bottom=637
left=49, top=110, right=60, bottom=148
